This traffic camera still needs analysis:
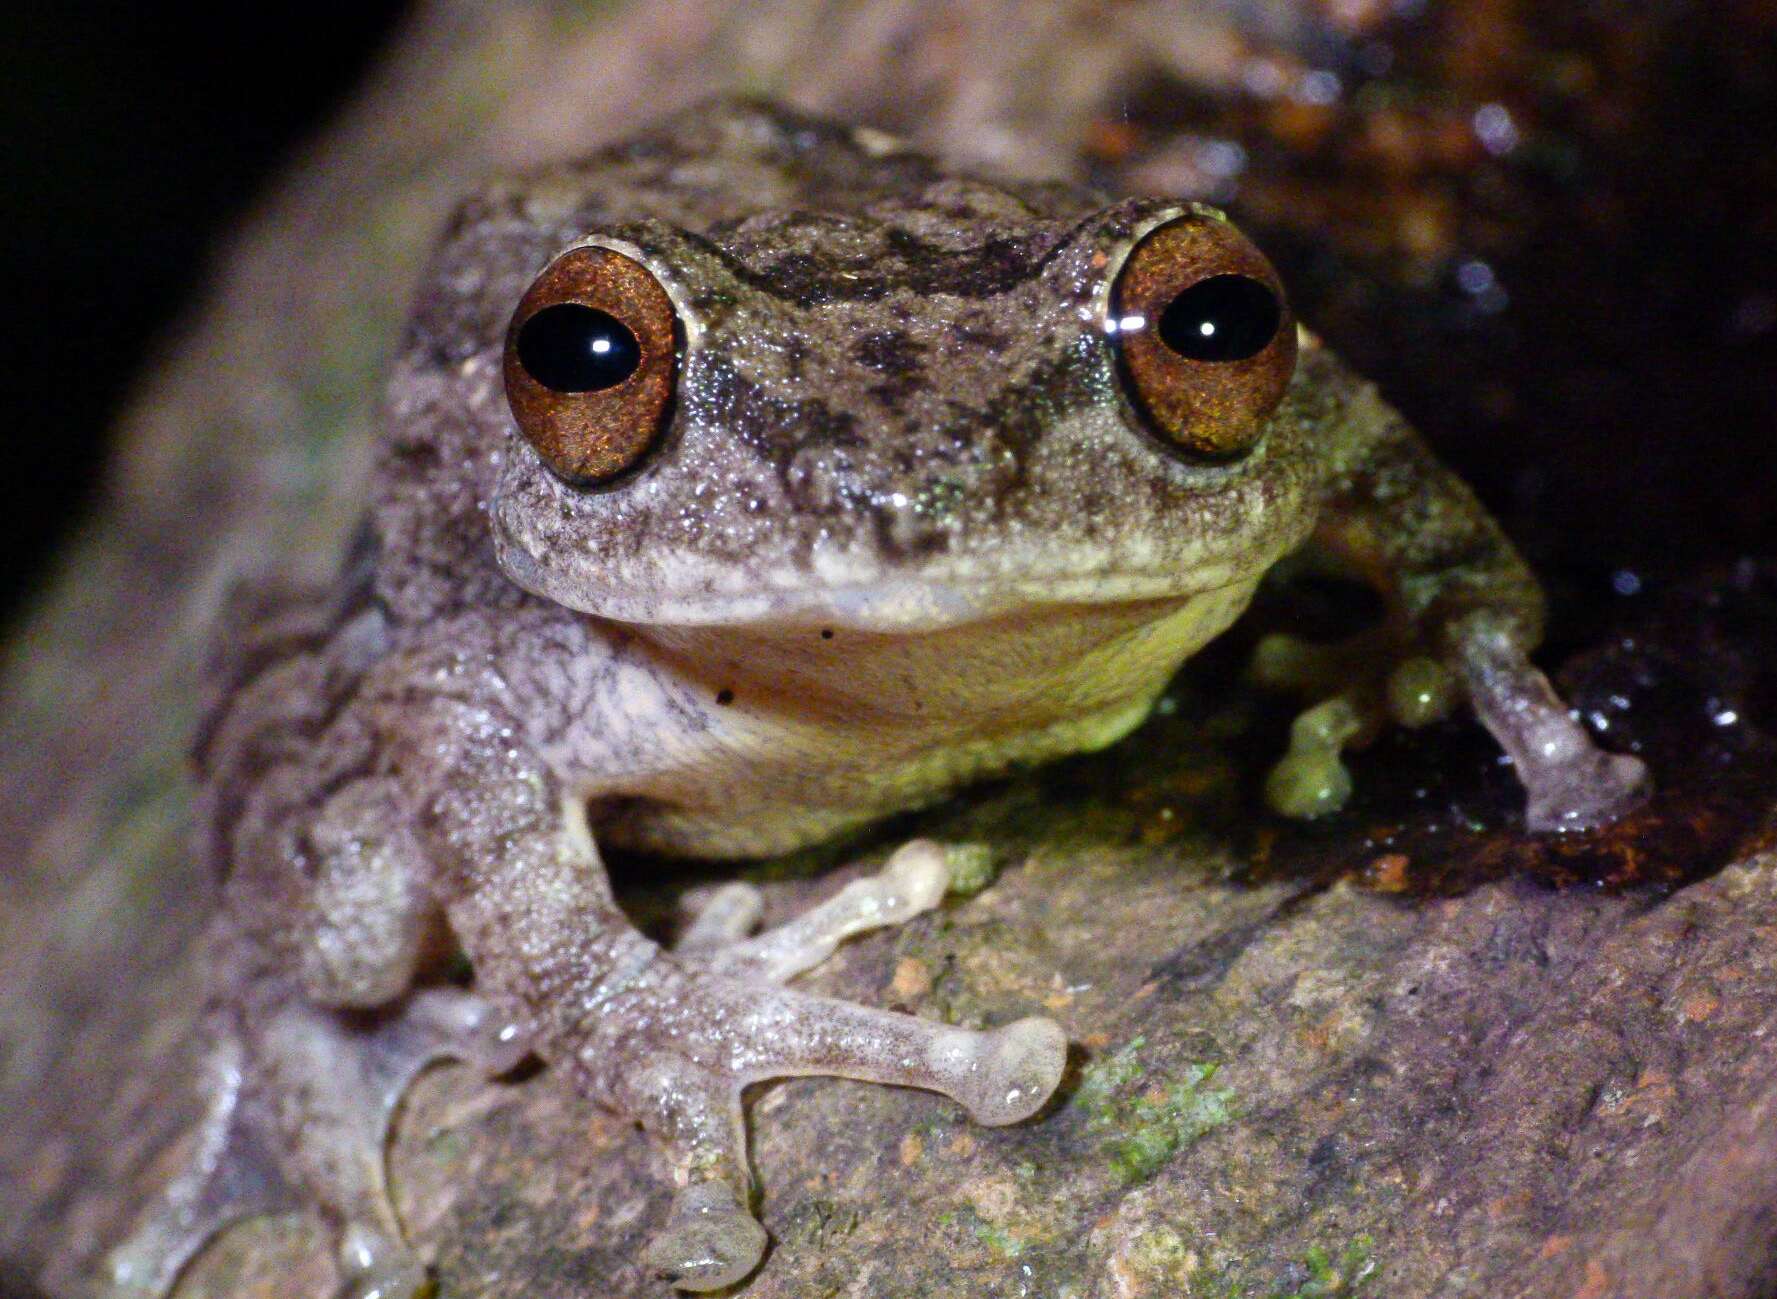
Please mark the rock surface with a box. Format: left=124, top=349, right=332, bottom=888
left=4, top=2, right=1776, bottom=1298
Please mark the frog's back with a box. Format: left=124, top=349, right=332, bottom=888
left=514, top=96, right=1103, bottom=240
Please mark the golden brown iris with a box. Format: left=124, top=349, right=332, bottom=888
left=1112, top=214, right=1296, bottom=460
left=503, top=245, right=678, bottom=486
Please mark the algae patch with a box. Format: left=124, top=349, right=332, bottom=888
left=936, top=1204, right=1029, bottom=1261
left=1072, top=1035, right=1236, bottom=1183
left=1204, top=1236, right=1378, bottom=1298
left=942, top=842, right=998, bottom=897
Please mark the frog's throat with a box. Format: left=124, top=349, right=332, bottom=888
left=628, top=579, right=1261, bottom=725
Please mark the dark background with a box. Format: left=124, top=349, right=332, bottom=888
left=4, top=3, right=1773, bottom=633
left=0, top=2, right=407, bottom=619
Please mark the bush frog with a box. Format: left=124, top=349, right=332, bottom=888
left=102, top=97, right=1647, bottom=1297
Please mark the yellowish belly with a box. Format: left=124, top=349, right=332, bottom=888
left=593, top=580, right=1258, bottom=859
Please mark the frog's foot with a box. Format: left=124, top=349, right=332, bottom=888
left=614, top=840, right=1064, bottom=1291
left=1249, top=621, right=1650, bottom=831
left=99, top=1028, right=297, bottom=1299
left=101, top=988, right=529, bottom=1299
left=1455, top=619, right=1651, bottom=832
left=1262, top=694, right=1368, bottom=819
left=1251, top=632, right=1463, bottom=819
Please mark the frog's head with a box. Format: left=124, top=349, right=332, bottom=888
left=391, top=99, right=1323, bottom=633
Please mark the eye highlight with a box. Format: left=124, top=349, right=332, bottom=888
left=503, top=245, right=677, bottom=487
left=1111, top=215, right=1296, bottom=460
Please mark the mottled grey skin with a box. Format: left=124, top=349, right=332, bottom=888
left=100, top=98, right=1647, bottom=1298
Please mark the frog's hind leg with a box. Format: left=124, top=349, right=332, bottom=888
left=675, top=838, right=951, bottom=983
left=101, top=988, right=528, bottom=1299
left=100, top=1023, right=298, bottom=1298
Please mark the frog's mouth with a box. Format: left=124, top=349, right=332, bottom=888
left=627, top=578, right=1264, bottom=726
left=657, top=572, right=1211, bottom=631
left=599, top=567, right=1262, bottom=635
left=495, top=486, right=1298, bottom=635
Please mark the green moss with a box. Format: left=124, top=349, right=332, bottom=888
left=1203, top=1235, right=1379, bottom=1298
left=1072, top=1036, right=1237, bottom=1183
left=938, top=1204, right=1027, bottom=1262
left=1072, top=1034, right=1149, bottom=1111
left=970, top=1215, right=1027, bottom=1261
left=1124, top=1226, right=1197, bottom=1285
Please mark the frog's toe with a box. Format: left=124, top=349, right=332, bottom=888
left=103, top=989, right=526, bottom=1299
left=676, top=881, right=767, bottom=952
left=1522, top=747, right=1652, bottom=833
left=679, top=979, right=1067, bottom=1125
left=393, top=986, right=534, bottom=1079
left=605, top=1057, right=763, bottom=1291
left=1263, top=696, right=1365, bottom=820
left=695, top=838, right=952, bottom=983
left=99, top=1029, right=298, bottom=1298
left=580, top=965, right=1065, bottom=1288
left=1457, top=618, right=1651, bottom=832
left=335, top=1225, right=429, bottom=1299
left=641, top=1181, right=769, bottom=1293
left=963, top=1016, right=1070, bottom=1125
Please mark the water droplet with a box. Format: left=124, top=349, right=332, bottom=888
left=1297, top=69, right=1342, bottom=105
left=1473, top=103, right=1520, bottom=155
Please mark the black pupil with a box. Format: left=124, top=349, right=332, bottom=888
left=516, top=304, right=642, bottom=392
left=1157, top=275, right=1281, bottom=363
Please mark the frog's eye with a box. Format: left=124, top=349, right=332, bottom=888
left=1111, top=215, right=1297, bottom=460
left=503, top=245, right=678, bottom=486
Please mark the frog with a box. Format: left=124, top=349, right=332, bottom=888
left=97, top=96, right=1648, bottom=1298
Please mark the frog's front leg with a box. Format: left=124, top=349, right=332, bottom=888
left=409, top=698, right=1065, bottom=1292
left=1282, top=340, right=1649, bottom=831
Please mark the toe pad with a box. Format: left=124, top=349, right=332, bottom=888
left=641, top=1181, right=769, bottom=1292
